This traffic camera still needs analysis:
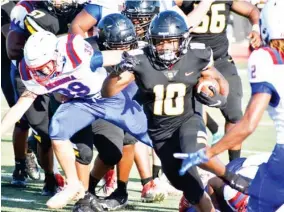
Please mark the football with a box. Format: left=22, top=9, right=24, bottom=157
left=195, top=77, right=220, bottom=97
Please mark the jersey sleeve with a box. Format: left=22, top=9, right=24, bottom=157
left=18, top=59, right=48, bottom=95
left=84, top=4, right=102, bottom=21
left=10, top=1, right=34, bottom=33
left=65, top=34, right=104, bottom=70
left=84, top=3, right=120, bottom=23
left=90, top=51, right=103, bottom=71
left=248, top=49, right=280, bottom=107
left=25, top=8, right=60, bottom=34
left=22, top=80, right=48, bottom=95
left=190, top=43, right=213, bottom=70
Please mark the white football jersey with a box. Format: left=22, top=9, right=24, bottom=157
left=248, top=47, right=284, bottom=144
left=19, top=34, right=107, bottom=99
left=223, top=153, right=271, bottom=211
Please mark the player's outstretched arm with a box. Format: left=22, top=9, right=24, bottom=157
left=1, top=90, right=37, bottom=134
left=101, top=52, right=139, bottom=97
left=174, top=0, right=214, bottom=31
left=69, top=8, right=98, bottom=38
left=101, top=71, right=135, bottom=98
left=232, top=1, right=260, bottom=25
left=206, top=93, right=271, bottom=159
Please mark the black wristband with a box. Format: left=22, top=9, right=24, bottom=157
left=220, top=170, right=251, bottom=194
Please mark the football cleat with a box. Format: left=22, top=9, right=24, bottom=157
left=42, top=173, right=58, bottom=196
left=46, top=181, right=85, bottom=209
left=73, top=192, right=103, bottom=212
left=26, top=152, right=41, bottom=180
left=141, top=178, right=166, bottom=203
left=103, top=169, right=116, bottom=196
left=11, top=168, right=28, bottom=187
left=100, top=188, right=128, bottom=211
left=179, top=195, right=191, bottom=212
left=54, top=173, right=65, bottom=189
left=159, top=174, right=182, bottom=196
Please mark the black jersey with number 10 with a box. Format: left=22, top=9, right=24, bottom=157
left=131, top=44, right=212, bottom=140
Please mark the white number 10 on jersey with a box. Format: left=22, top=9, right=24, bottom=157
left=153, top=83, right=186, bottom=116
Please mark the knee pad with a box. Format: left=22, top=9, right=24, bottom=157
left=98, top=148, right=122, bottom=166
left=225, top=111, right=243, bottom=124
left=74, top=143, right=93, bottom=165
left=93, top=133, right=123, bottom=166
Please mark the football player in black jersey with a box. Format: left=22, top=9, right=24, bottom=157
left=91, top=13, right=168, bottom=210
left=177, top=0, right=262, bottom=161
left=101, top=10, right=232, bottom=211
left=122, top=0, right=224, bottom=193
left=1, top=0, right=34, bottom=187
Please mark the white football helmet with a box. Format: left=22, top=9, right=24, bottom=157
left=24, top=31, right=57, bottom=69
left=24, top=31, right=58, bottom=84
left=260, top=0, right=284, bottom=44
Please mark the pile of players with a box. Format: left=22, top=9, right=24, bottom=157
left=1, top=0, right=283, bottom=212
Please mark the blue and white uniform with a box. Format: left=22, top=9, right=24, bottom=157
left=19, top=34, right=152, bottom=147
left=185, top=154, right=271, bottom=212
left=223, top=154, right=270, bottom=212
left=247, top=46, right=284, bottom=212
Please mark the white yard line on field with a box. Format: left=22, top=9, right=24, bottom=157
left=1, top=196, right=36, bottom=203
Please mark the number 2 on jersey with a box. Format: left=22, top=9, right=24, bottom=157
left=153, top=83, right=186, bottom=116
left=193, top=3, right=226, bottom=34
left=250, top=65, right=256, bottom=78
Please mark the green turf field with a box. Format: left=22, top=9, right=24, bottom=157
left=1, top=64, right=276, bottom=211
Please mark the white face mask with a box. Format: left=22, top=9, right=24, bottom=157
left=54, top=51, right=66, bottom=73
left=157, top=49, right=177, bottom=62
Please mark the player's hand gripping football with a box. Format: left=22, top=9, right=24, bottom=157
left=173, top=148, right=209, bottom=176
left=114, top=51, right=140, bottom=74
left=196, top=85, right=227, bottom=108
